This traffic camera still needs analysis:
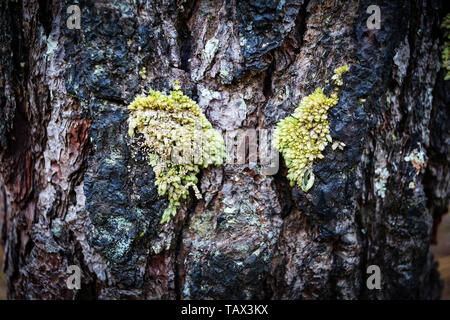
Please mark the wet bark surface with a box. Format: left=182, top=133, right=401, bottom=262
left=0, top=0, right=449, bottom=299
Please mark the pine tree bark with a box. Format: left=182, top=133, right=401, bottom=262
left=0, top=0, right=448, bottom=299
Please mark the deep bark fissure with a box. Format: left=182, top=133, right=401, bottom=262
left=296, top=0, right=310, bottom=49
left=6, top=2, right=31, bottom=176
left=173, top=205, right=191, bottom=300
left=262, top=58, right=275, bottom=99
left=424, top=2, right=450, bottom=247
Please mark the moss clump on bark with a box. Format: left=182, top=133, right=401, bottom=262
left=441, top=13, right=450, bottom=80
left=273, top=65, right=349, bottom=191
left=127, top=82, right=226, bottom=223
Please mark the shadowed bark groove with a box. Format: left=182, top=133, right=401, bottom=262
left=0, top=0, right=448, bottom=300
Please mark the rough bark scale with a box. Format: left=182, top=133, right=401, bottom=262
left=0, top=0, right=448, bottom=299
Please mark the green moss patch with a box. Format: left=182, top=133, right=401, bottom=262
left=273, top=65, right=349, bottom=191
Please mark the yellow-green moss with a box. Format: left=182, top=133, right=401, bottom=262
left=332, top=64, right=350, bottom=86
left=127, top=82, right=226, bottom=223
left=441, top=13, right=450, bottom=80
left=273, top=65, right=349, bottom=191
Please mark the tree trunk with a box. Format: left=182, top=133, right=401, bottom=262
left=0, top=0, right=448, bottom=300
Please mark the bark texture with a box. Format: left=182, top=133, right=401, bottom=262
left=0, top=0, right=449, bottom=299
